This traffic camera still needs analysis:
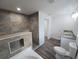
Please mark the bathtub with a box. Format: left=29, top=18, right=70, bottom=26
left=10, top=47, right=43, bottom=59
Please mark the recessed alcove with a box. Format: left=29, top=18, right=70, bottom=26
left=9, top=38, right=24, bottom=54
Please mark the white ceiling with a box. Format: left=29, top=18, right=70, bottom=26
left=0, top=0, right=78, bottom=15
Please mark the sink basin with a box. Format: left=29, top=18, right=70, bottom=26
left=26, top=56, right=38, bottom=59
left=69, top=42, right=77, bottom=49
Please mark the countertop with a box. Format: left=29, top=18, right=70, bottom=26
left=0, top=31, right=32, bottom=41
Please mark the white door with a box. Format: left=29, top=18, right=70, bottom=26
left=44, top=19, right=49, bottom=38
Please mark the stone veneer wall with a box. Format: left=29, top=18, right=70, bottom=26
left=0, top=10, right=30, bottom=35
left=0, top=32, right=32, bottom=59
left=0, top=10, right=39, bottom=59
left=29, top=12, right=39, bottom=48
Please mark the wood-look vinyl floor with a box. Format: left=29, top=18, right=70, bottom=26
left=35, top=38, right=60, bottom=59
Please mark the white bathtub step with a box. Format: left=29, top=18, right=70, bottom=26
left=10, top=47, right=43, bottom=59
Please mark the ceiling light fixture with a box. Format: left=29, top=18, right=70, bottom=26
left=47, top=0, right=55, bottom=4
left=17, top=8, right=21, bottom=11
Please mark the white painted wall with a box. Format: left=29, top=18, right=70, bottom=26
left=39, top=11, right=45, bottom=46
left=72, top=15, right=78, bottom=47
left=48, top=7, right=76, bottom=40
left=50, top=14, right=74, bottom=39
left=72, top=17, right=78, bottom=36
left=38, top=9, right=75, bottom=40
left=40, top=0, right=77, bottom=40
left=40, top=9, right=77, bottom=40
